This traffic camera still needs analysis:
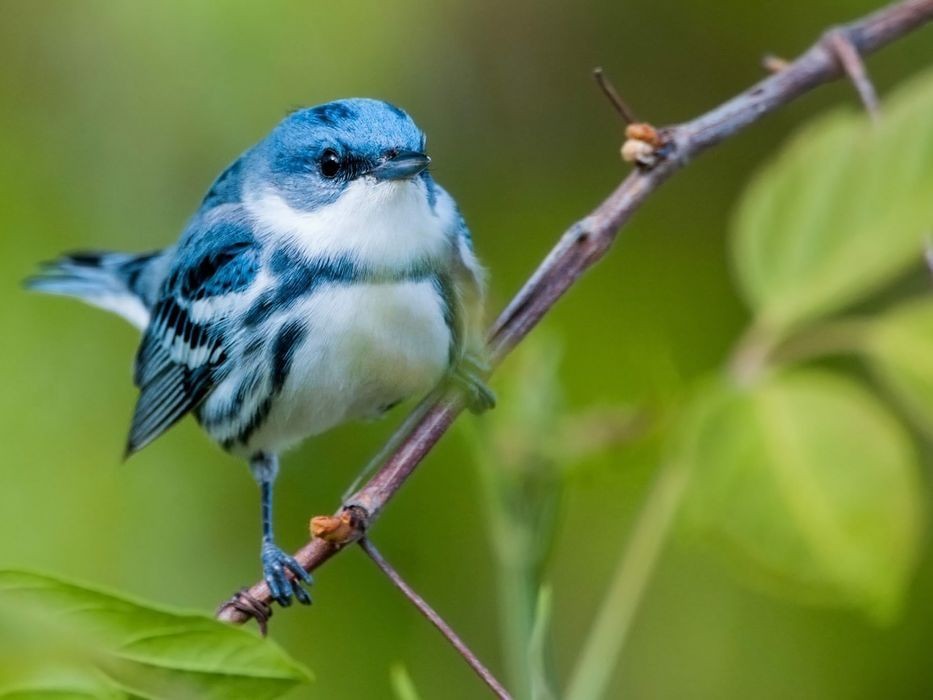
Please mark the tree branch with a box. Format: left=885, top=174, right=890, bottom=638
left=359, top=538, right=512, bottom=700
left=217, top=0, right=933, bottom=625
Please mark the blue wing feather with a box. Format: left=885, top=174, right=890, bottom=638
left=126, top=215, right=261, bottom=454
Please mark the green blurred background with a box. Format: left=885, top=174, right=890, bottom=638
left=2, top=1, right=933, bottom=697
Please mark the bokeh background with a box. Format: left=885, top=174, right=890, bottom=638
left=2, top=1, right=933, bottom=698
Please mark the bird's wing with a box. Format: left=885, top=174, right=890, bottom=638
left=127, top=216, right=262, bottom=455
left=448, top=211, right=488, bottom=360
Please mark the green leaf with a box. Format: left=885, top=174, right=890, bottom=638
left=0, top=692, right=123, bottom=700
left=527, top=586, right=557, bottom=700
left=868, top=298, right=933, bottom=437
left=732, top=68, right=933, bottom=336
left=0, top=662, right=134, bottom=700
left=0, top=679, right=128, bottom=700
left=389, top=664, right=423, bottom=700
left=0, top=678, right=134, bottom=700
left=0, top=570, right=311, bottom=700
left=678, top=371, right=924, bottom=621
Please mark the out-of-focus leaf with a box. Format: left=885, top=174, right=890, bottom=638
left=528, top=586, right=556, bottom=700
left=389, top=664, right=422, bottom=700
left=0, top=681, right=129, bottom=700
left=678, top=371, right=923, bottom=621
left=868, top=298, right=933, bottom=437
left=565, top=461, right=688, bottom=700
left=0, top=665, right=133, bottom=700
left=732, top=68, right=933, bottom=336
left=462, top=337, right=567, bottom=700
left=553, top=406, right=650, bottom=469
left=0, top=571, right=311, bottom=700
left=0, top=692, right=122, bottom=700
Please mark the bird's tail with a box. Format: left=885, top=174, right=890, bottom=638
left=25, top=249, right=171, bottom=330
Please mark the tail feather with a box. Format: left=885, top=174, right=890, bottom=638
left=25, top=250, right=167, bottom=330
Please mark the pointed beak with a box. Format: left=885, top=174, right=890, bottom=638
left=370, top=150, right=431, bottom=181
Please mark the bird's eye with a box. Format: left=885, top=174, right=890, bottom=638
left=319, top=149, right=341, bottom=178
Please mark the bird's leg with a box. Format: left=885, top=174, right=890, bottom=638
left=449, top=352, right=496, bottom=414
left=251, top=453, right=313, bottom=607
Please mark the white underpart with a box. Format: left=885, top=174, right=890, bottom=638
left=244, top=280, right=450, bottom=454
left=244, top=177, right=451, bottom=267
left=227, top=175, right=459, bottom=455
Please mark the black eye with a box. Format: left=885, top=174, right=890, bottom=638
left=319, top=149, right=341, bottom=178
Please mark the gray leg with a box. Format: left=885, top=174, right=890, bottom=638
left=251, top=453, right=312, bottom=606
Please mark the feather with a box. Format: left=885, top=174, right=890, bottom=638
left=24, top=251, right=167, bottom=329
left=125, top=218, right=261, bottom=454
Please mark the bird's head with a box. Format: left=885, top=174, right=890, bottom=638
left=249, top=98, right=431, bottom=213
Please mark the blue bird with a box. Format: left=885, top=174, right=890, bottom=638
left=27, top=99, right=494, bottom=606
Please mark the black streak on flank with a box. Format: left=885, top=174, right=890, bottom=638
left=433, top=273, right=460, bottom=365
left=229, top=320, right=306, bottom=448
left=271, top=321, right=307, bottom=392
left=227, top=395, right=274, bottom=451
left=243, top=289, right=277, bottom=328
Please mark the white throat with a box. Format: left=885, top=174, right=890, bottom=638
left=245, top=178, right=451, bottom=270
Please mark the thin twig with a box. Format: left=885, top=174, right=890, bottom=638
left=217, top=0, right=933, bottom=626
left=593, top=67, right=640, bottom=123
left=828, top=30, right=882, bottom=118
left=359, top=538, right=512, bottom=700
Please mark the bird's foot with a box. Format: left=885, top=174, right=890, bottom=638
left=450, top=355, right=496, bottom=414
left=261, top=540, right=313, bottom=607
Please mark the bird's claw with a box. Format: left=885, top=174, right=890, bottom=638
left=261, top=541, right=313, bottom=607
left=450, top=355, right=496, bottom=414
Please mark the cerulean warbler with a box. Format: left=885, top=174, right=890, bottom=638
left=28, top=99, right=493, bottom=606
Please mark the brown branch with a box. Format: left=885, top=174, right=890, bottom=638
left=359, top=538, right=512, bottom=700
left=828, top=30, right=882, bottom=118
left=217, top=0, right=933, bottom=625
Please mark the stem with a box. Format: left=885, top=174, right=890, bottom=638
left=470, top=430, right=536, bottom=699
left=359, top=538, right=513, bottom=700
left=770, top=318, right=872, bottom=367
left=564, top=462, right=690, bottom=700
left=496, top=557, right=537, bottom=699
left=729, top=317, right=872, bottom=384
left=527, top=587, right=557, bottom=700
left=728, top=321, right=781, bottom=385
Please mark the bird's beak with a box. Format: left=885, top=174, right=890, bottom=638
left=370, top=150, right=431, bottom=180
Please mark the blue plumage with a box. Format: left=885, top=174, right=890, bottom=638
left=27, top=98, right=491, bottom=607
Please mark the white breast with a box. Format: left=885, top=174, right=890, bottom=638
left=249, top=279, right=451, bottom=453
left=245, top=177, right=452, bottom=269
left=237, top=175, right=459, bottom=454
